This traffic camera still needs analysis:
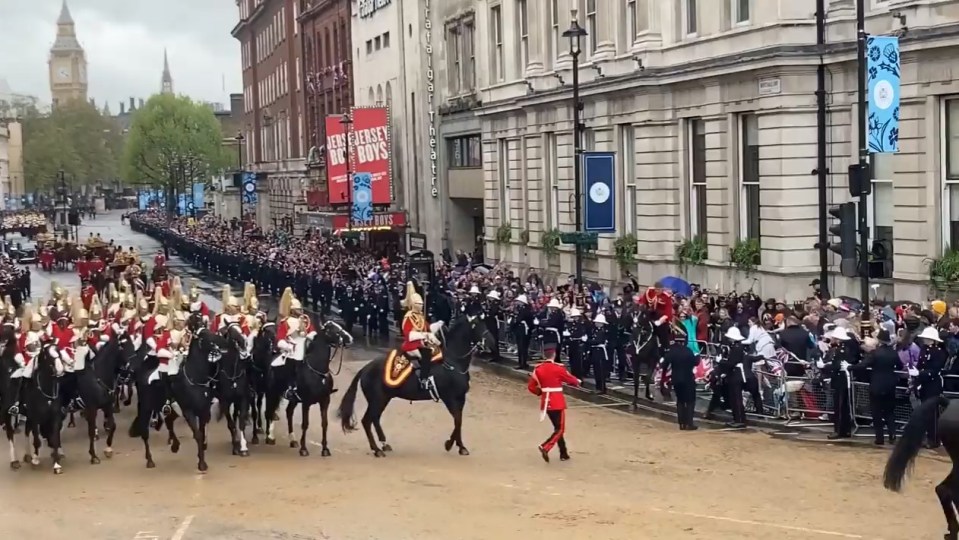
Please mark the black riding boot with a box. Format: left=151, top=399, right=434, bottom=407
left=414, top=348, right=434, bottom=394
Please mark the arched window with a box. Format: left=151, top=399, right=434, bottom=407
left=368, top=88, right=375, bottom=104
left=385, top=81, right=392, bottom=105
left=376, top=84, right=383, bottom=104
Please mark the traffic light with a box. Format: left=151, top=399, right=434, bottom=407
left=828, top=202, right=858, bottom=277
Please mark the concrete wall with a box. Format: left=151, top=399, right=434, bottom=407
left=471, top=0, right=959, bottom=298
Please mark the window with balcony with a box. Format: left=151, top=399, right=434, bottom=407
left=450, top=135, right=482, bottom=168
left=734, top=0, right=750, bottom=24
left=586, top=0, right=598, bottom=56
left=518, top=0, right=529, bottom=74
left=688, top=118, right=707, bottom=239
left=685, top=0, right=698, bottom=35
left=740, top=114, right=760, bottom=244
left=870, top=153, right=894, bottom=278
left=943, top=98, right=959, bottom=251
left=491, top=5, right=504, bottom=82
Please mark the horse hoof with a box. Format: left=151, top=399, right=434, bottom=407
left=9, top=461, right=19, bottom=471
left=444, top=440, right=454, bottom=452
left=250, top=436, right=259, bottom=445
left=298, top=447, right=309, bottom=457
left=113, top=404, right=121, bottom=413
left=265, top=438, right=276, bottom=446
left=104, top=448, right=113, bottom=459
left=30, top=456, right=39, bottom=467
left=381, top=444, right=392, bottom=452
left=53, top=467, right=63, bottom=475
left=146, top=460, right=156, bottom=469
left=90, top=456, right=100, bottom=465
left=254, top=428, right=263, bottom=436
left=239, top=450, right=250, bottom=457
left=373, top=450, right=386, bottom=458
left=203, top=443, right=208, bottom=451
left=458, top=447, right=470, bottom=456
left=321, top=447, right=331, bottom=457
left=232, top=447, right=239, bottom=456
left=170, top=440, right=180, bottom=454
left=198, top=462, right=208, bottom=473
left=289, top=441, right=299, bottom=449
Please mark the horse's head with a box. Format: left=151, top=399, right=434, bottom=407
left=447, top=308, right=495, bottom=356
left=36, top=342, right=64, bottom=380
left=316, top=319, right=353, bottom=349
left=219, top=322, right=249, bottom=357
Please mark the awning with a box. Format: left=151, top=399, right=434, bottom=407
left=332, top=211, right=407, bottom=233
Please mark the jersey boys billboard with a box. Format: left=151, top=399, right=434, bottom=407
left=325, top=107, right=393, bottom=206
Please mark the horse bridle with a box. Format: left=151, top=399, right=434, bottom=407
left=217, top=323, right=248, bottom=386
left=33, top=347, right=61, bottom=403
left=307, top=321, right=350, bottom=377
left=440, top=317, right=486, bottom=375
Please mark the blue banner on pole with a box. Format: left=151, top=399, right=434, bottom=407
left=583, top=152, right=616, bottom=233
left=352, top=172, right=373, bottom=224
left=867, top=35, right=900, bottom=153
left=191, top=182, right=206, bottom=214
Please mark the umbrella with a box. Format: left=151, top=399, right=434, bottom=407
left=658, top=276, right=693, bottom=297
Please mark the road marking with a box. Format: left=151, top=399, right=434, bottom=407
left=651, top=508, right=869, bottom=538
left=170, top=515, right=194, bottom=540
left=133, top=533, right=159, bottom=540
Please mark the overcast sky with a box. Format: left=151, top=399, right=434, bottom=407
left=0, top=0, right=242, bottom=109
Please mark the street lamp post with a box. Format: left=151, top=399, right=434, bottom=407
left=563, top=10, right=587, bottom=286
left=340, top=113, right=354, bottom=231
left=234, top=131, right=245, bottom=170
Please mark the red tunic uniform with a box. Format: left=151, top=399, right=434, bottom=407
left=190, top=301, right=211, bottom=318
left=81, top=285, right=96, bottom=310
left=275, top=316, right=312, bottom=343
left=89, top=258, right=105, bottom=275
left=400, top=311, right=428, bottom=353
left=77, top=260, right=90, bottom=279
left=639, top=287, right=674, bottom=321
left=527, top=360, right=580, bottom=455
left=154, top=253, right=166, bottom=269
left=147, top=331, right=172, bottom=365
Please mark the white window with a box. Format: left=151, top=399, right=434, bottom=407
left=688, top=118, right=707, bottom=239
left=626, top=0, right=637, bottom=48
left=293, top=1, right=299, bottom=34
left=548, top=0, right=559, bottom=68
left=944, top=98, right=959, bottom=251
left=869, top=153, right=894, bottom=277
left=620, top=124, right=636, bottom=234
left=586, top=0, right=598, bottom=56
left=491, top=5, right=504, bottom=82
left=734, top=0, right=750, bottom=24
left=544, top=132, right=558, bottom=229
left=518, top=0, right=529, bottom=73
left=498, top=139, right=509, bottom=223
left=465, top=20, right=476, bottom=89
left=447, top=25, right=461, bottom=93
left=685, top=0, right=698, bottom=35
left=740, top=114, right=760, bottom=243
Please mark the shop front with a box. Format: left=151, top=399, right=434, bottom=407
left=332, top=211, right=407, bottom=256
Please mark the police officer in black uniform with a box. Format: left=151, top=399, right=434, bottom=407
left=484, top=289, right=503, bottom=362
left=512, top=293, right=534, bottom=370
left=372, top=282, right=391, bottom=338
left=852, top=329, right=900, bottom=445
left=339, top=285, right=358, bottom=333
left=818, top=326, right=855, bottom=440
left=914, top=326, right=946, bottom=448
left=589, top=312, right=610, bottom=393
left=663, top=333, right=701, bottom=430
left=564, top=307, right=589, bottom=379
left=609, top=299, right=632, bottom=381
left=536, top=298, right=565, bottom=366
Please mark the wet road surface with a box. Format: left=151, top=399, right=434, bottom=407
left=0, top=211, right=946, bottom=540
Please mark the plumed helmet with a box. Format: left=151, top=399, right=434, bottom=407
left=108, top=282, right=120, bottom=303
left=189, top=280, right=201, bottom=302
left=3, top=295, right=14, bottom=317
left=402, top=281, right=423, bottom=309
left=154, top=314, right=169, bottom=331
left=89, top=296, right=103, bottom=321
left=290, top=295, right=303, bottom=311
left=278, top=287, right=294, bottom=318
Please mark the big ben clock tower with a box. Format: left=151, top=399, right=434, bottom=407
left=48, top=0, right=88, bottom=108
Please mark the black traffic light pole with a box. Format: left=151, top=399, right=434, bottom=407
left=815, top=0, right=830, bottom=298
left=855, top=0, right=871, bottom=303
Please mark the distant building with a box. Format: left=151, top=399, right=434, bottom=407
left=48, top=0, right=88, bottom=107
left=161, top=49, right=174, bottom=95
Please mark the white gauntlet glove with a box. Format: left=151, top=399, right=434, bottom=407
left=816, top=360, right=825, bottom=369
left=908, top=367, right=919, bottom=377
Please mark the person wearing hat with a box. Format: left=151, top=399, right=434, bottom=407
left=399, top=281, right=441, bottom=394
left=639, top=281, right=674, bottom=363
left=588, top=312, right=611, bottom=393
left=662, top=332, right=701, bottom=430
left=339, top=284, right=358, bottom=334
left=483, top=289, right=503, bottom=363
left=914, top=325, right=946, bottom=449
left=851, top=329, right=900, bottom=445
left=527, top=342, right=581, bottom=463
left=564, top=308, right=589, bottom=379
left=707, top=326, right=748, bottom=428
left=536, top=298, right=566, bottom=366
left=511, top=293, right=535, bottom=370
left=817, top=326, right=854, bottom=439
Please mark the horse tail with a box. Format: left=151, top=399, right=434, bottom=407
left=213, top=400, right=225, bottom=423
left=128, top=413, right=143, bottom=438
left=884, top=395, right=948, bottom=492
left=337, top=367, right=364, bottom=433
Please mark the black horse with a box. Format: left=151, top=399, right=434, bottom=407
left=338, top=311, right=493, bottom=457
left=276, top=319, right=352, bottom=457
left=76, top=338, right=124, bottom=464
left=211, top=321, right=253, bottom=457
left=884, top=396, right=955, bottom=539
left=249, top=321, right=277, bottom=444
left=0, top=330, right=23, bottom=469
left=23, top=341, right=65, bottom=474
left=629, top=307, right=660, bottom=406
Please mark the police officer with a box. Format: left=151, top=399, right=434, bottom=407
left=708, top=326, right=748, bottom=428
left=339, top=285, right=358, bottom=333
left=914, top=325, right=945, bottom=448
left=589, top=312, right=610, bottom=394
left=853, top=329, right=900, bottom=445
left=609, top=299, right=632, bottom=381
left=373, top=283, right=391, bottom=339
left=484, top=289, right=503, bottom=363
left=512, top=293, right=534, bottom=370
left=536, top=298, right=565, bottom=366
left=564, top=307, right=589, bottom=379
left=818, top=326, right=854, bottom=440
left=663, top=333, right=701, bottom=430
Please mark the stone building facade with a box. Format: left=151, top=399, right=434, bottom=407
left=49, top=1, right=88, bottom=108
left=472, top=0, right=959, bottom=299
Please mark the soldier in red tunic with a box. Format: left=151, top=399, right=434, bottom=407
left=527, top=356, right=580, bottom=462
left=153, top=249, right=166, bottom=271
left=88, top=255, right=105, bottom=277
left=639, top=281, right=675, bottom=361
left=76, top=258, right=90, bottom=282
left=80, top=278, right=97, bottom=310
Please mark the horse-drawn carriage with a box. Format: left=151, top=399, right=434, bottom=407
left=36, top=234, right=83, bottom=271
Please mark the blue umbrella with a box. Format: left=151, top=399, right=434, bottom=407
left=658, top=276, right=693, bottom=297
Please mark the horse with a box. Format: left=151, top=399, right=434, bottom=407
left=76, top=337, right=124, bottom=464
left=249, top=321, right=277, bottom=444
left=210, top=321, right=253, bottom=457
left=337, top=311, right=494, bottom=457
left=883, top=396, right=956, bottom=539
left=23, top=341, right=66, bottom=474
left=276, top=319, right=352, bottom=457
left=629, top=307, right=661, bottom=406
left=0, top=331, right=23, bottom=469
left=166, top=314, right=219, bottom=472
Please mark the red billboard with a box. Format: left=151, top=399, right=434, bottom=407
left=325, top=107, right=392, bottom=205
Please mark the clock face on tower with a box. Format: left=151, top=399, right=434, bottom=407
left=57, top=66, right=71, bottom=81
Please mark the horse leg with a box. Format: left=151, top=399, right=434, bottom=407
left=249, top=388, right=261, bottom=443
left=372, top=396, right=393, bottom=452
left=85, top=407, right=100, bottom=464
left=103, top=407, right=116, bottom=458
left=361, top=404, right=386, bottom=457
left=631, top=357, right=639, bottom=408
left=264, top=390, right=280, bottom=445
left=319, top=394, right=332, bottom=457
left=164, top=411, right=181, bottom=454
left=937, top=470, right=959, bottom=540
left=442, top=396, right=469, bottom=456
left=236, top=397, right=250, bottom=457
left=224, top=401, right=240, bottom=456
left=28, top=424, right=40, bottom=466
left=6, top=424, right=19, bottom=470
left=67, top=410, right=75, bottom=428
left=49, top=418, right=63, bottom=475
left=297, top=402, right=310, bottom=457
left=286, top=398, right=299, bottom=449
left=123, top=382, right=133, bottom=407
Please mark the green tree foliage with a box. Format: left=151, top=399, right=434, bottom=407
left=21, top=100, right=122, bottom=191
left=121, top=94, right=229, bottom=197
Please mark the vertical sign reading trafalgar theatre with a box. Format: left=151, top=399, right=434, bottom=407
left=424, top=0, right=438, bottom=197
left=324, top=108, right=393, bottom=205
left=583, top=152, right=616, bottom=232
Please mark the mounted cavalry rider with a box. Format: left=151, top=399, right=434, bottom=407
left=400, top=281, right=443, bottom=393
left=145, top=311, right=173, bottom=406
left=275, top=287, right=316, bottom=399
left=188, top=280, right=211, bottom=324
left=143, top=289, right=171, bottom=338
left=213, top=286, right=248, bottom=334
left=105, top=283, right=123, bottom=322
left=10, top=305, right=45, bottom=410
left=80, top=277, right=97, bottom=310
left=167, top=310, right=190, bottom=376
left=60, top=302, right=88, bottom=412
left=87, top=296, right=110, bottom=352
left=244, top=282, right=263, bottom=353
left=2, top=295, right=18, bottom=332
left=128, top=292, right=151, bottom=350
